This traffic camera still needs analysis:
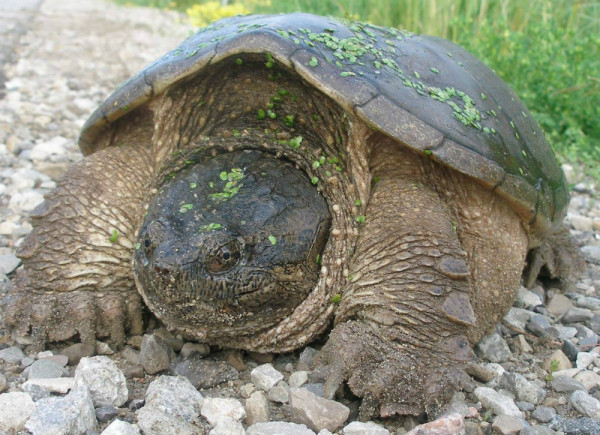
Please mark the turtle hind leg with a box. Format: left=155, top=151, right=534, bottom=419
left=318, top=140, right=528, bottom=417
left=2, top=144, right=154, bottom=351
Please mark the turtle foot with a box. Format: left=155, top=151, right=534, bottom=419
left=524, top=226, right=584, bottom=289
left=1, top=274, right=142, bottom=352
left=317, top=320, right=471, bottom=419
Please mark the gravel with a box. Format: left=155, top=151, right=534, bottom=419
left=1, top=0, right=600, bottom=434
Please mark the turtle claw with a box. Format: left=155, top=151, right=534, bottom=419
left=2, top=275, right=142, bottom=351
left=317, top=320, right=471, bottom=418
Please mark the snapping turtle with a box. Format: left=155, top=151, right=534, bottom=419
left=3, top=13, right=576, bottom=416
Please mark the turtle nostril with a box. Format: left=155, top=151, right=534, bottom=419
left=154, top=266, right=170, bottom=276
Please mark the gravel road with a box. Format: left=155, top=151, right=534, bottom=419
left=0, top=1, right=599, bottom=434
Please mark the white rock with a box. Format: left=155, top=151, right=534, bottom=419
left=553, top=368, right=581, bottom=378
left=102, top=419, right=141, bottom=435
left=29, top=136, right=70, bottom=161
left=247, top=421, right=316, bottom=435
left=251, top=363, right=284, bottom=391
left=289, top=371, right=309, bottom=388
left=289, top=387, right=350, bottom=432
left=474, top=387, right=522, bottom=417
left=209, top=417, right=246, bottom=435
left=8, top=190, right=44, bottom=212
left=0, top=253, right=20, bottom=275
left=75, top=356, right=128, bottom=407
left=25, top=387, right=97, bottom=435
left=570, top=390, right=600, bottom=418
left=0, top=392, right=36, bottom=432
left=574, top=370, right=600, bottom=391
left=570, top=214, right=594, bottom=231
left=343, top=421, right=390, bottom=434
left=137, top=376, right=204, bottom=435
left=23, top=377, right=75, bottom=394
left=515, top=287, right=543, bottom=308
left=577, top=352, right=596, bottom=370
left=245, top=390, right=270, bottom=426
left=201, top=397, right=246, bottom=427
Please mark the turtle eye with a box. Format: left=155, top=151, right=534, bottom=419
left=206, top=240, right=241, bottom=274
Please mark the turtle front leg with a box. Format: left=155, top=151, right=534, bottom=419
left=2, top=144, right=154, bottom=350
left=318, top=142, right=528, bottom=417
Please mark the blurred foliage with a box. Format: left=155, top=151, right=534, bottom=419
left=113, top=0, right=600, bottom=175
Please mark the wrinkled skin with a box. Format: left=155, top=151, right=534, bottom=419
left=1, top=40, right=573, bottom=418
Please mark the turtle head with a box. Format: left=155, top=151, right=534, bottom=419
left=133, top=150, right=330, bottom=345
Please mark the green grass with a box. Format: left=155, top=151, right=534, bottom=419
left=113, top=0, right=600, bottom=177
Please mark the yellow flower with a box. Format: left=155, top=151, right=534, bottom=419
left=187, top=2, right=250, bottom=28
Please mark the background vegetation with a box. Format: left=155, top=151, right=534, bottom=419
left=114, top=0, right=599, bottom=177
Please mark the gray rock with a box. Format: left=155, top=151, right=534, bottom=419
left=137, top=375, right=204, bottom=435
left=180, top=342, right=210, bottom=359
left=210, top=417, right=246, bottom=435
left=122, top=346, right=141, bottom=365
left=515, top=287, right=543, bottom=308
left=0, top=253, right=20, bottom=274
left=503, top=308, right=532, bottom=332
left=101, top=419, right=141, bottom=435
left=96, top=405, right=118, bottom=423
left=245, top=390, right=270, bottom=426
left=268, top=381, right=289, bottom=403
left=129, top=398, right=146, bottom=411
left=140, top=333, right=175, bottom=374
left=171, top=359, right=238, bottom=389
left=491, top=414, right=524, bottom=435
left=517, top=401, right=535, bottom=412
left=248, top=421, right=316, bottom=435
left=581, top=245, right=600, bottom=265
left=526, top=313, right=552, bottom=334
left=303, top=383, right=325, bottom=397
left=289, top=387, right=350, bottom=432
left=562, top=339, right=580, bottom=361
left=28, top=358, right=69, bottom=379
left=571, top=294, right=600, bottom=310
left=551, top=375, right=586, bottom=392
left=570, top=390, right=600, bottom=419
left=25, top=387, right=97, bottom=435
left=60, top=343, right=96, bottom=365
left=251, top=363, right=284, bottom=391
left=22, top=383, right=51, bottom=401
left=343, top=421, right=390, bottom=434
left=547, top=293, right=574, bottom=316
left=563, top=307, right=594, bottom=323
left=201, top=397, right=246, bottom=426
left=499, top=372, right=546, bottom=404
left=297, top=347, right=319, bottom=371
left=474, top=387, right=522, bottom=417
left=308, top=365, right=330, bottom=383
left=0, top=373, right=7, bottom=393
left=532, top=406, right=556, bottom=423
left=74, top=356, right=128, bottom=407
left=0, top=391, right=36, bottom=433
left=549, top=416, right=600, bottom=435
left=475, top=333, right=512, bottom=363
left=0, top=345, right=25, bottom=364
left=289, top=371, right=309, bottom=388
left=550, top=325, right=579, bottom=340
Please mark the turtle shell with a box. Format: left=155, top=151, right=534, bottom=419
left=79, top=13, right=568, bottom=241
